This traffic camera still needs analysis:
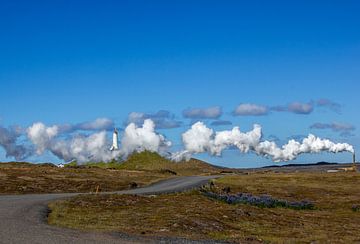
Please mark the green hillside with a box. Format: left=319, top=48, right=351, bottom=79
left=79, top=151, right=223, bottom=176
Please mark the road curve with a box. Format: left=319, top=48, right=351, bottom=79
left=0, top=175, right=221, bottom=244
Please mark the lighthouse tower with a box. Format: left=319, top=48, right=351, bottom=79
left=110, top=128, right=119, bottom=151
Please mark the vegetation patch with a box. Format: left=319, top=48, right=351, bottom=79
left=202, top=190, right=314, bottom=210
left=0, top=161, right=169, bottom=194
left=0, top=151, right=224, bottom=194
left=352, top=204, right=360, bottom=212
left=48, top=172, right=360, bottom=243
left=66, top=151, right=223, bottom=176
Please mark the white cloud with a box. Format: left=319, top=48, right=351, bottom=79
left=127, top=110, right=182, bottom=129
left=233, top=103, right=268, bottom=116
left=288, top=102, right=314, bottom=114
left=75, top=118, right=114, bottom=131
left=310, top=122, right=355, bottom=137
left=182, top=106, right=222, bottom=119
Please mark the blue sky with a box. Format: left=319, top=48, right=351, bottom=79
left=0, top=1, right=359, bottom=167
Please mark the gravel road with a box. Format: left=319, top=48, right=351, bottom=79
left=0, top=175, right=223, bottom=244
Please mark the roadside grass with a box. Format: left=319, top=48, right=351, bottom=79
left=48, top=172, right=360, bottom=243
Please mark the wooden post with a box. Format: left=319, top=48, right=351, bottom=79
left=95, top=185, right=99, bottom=194
left=353, top=153, right=357, bottom=172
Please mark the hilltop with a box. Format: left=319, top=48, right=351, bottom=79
left=79, top=151, right=224, bottom=176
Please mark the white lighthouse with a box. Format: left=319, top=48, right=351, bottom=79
left=110, top=128, right=119, bottom=151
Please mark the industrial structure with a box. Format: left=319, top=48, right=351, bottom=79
left=353, top=152, right=357, bottom=171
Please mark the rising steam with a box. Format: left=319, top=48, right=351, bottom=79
left=171, top=121, right=354, bottom=162
left=26, top=119, right=170, bottom=163
left=0, top=126, right=31, bottom=160
left=0, top=119, right=354, bottom=163
left=120, top=119, right=171, bottom=157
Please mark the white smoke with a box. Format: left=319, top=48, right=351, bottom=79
left=256, top=134, right=354, bottom=162
left=26, top=119, right=171, bottom=163
left=27, top=123, right=58, bottom=154
left=180, top=122, right=261, bottom=156
left=0, top=126, right=31, bottom=160
left=27, top=122, right=118, bottom=163
left=3, top=119, right=354, bottom=164
left=120, top=119, right=171, bottom=157
left=171, top=122, right=354, bottom=162
left=51, top=132, right=121, bottom=163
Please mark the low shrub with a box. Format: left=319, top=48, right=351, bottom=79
left=352, top=204, right=360, bottom=212
left=202, top=190, right=314, bottom=210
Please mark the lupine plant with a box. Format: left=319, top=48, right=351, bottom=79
left=202, top=190, right=314, bottom=210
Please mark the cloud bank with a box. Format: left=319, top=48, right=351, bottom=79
left=310, top=122, right=356, bottom=137
left=271, top=102, right=314, bottom=114
left=58, top=118, right=115, bottom=133
left=235, top=99, right=341, bottom=117
left=182, top=106, right=222, bottom=119
left=127, top=110, right=182, bottom=129
left=233, top=103, right=268, bottom=116
left=316, top=99, right=342, bottom=114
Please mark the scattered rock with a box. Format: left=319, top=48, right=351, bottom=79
left=222, top=186, right=231, bottom=194
left=129, top=182, right=138, bottom=189
left=159, top=169, right=177, bottom=175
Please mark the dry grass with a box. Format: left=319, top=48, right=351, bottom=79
left=48, top=172, right=360, bottom=243
left=0, top=152, right=224, bottom=194
left=0, top=162, right=170, bottom=194
left=84, top=151, right=223, bottom=176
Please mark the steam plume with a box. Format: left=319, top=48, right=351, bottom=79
left=26, top=119, right=170, bottom=163
left=120, top=119, right=171, bottom=157
left=171, top=122, right=354, bottom=162
left=0, top=126, right=31, bottom=160
left=27, top=123, right=58, bottom=154
left=1, top=119, right=354, bottom=164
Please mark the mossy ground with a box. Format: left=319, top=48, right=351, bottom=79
left=80, top=151, right=222, bottom=176
left=0, top=151, right=223, bottom=194
left=0, top=162, right=169, bottom=194
left=48, top=171, right=360, bottom=243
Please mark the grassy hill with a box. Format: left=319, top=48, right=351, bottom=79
left=79, top=151, right=223, bottom=176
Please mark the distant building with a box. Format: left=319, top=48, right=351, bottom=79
left=110, top=128, right=119, bottom=151
left=57, top=159, right=75, bottom=168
